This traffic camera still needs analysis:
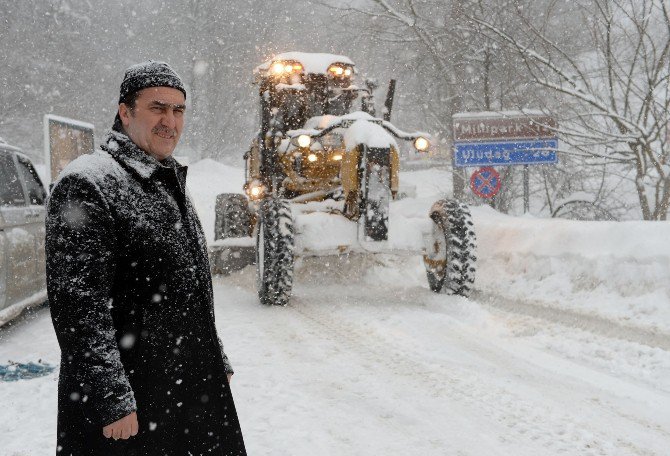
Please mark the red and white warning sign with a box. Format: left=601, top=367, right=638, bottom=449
left=470, top=167, right=501, bottom=199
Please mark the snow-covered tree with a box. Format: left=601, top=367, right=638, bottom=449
left=472, top=0, right=670, bottom=220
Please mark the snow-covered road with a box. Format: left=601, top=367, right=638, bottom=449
left=227, top=257, right=670, bottom=455
left=2, top=256, right=669, bottom=455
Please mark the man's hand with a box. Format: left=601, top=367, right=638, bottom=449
left=227, top=373, right=233, bottom=383
left=103, top=411, right=138, bottom=440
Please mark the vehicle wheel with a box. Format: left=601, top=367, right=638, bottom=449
left=255, top=198, right=294, bottom=306
left=212, top=194, right=253, bottom=275
left=214, top=193, right=251, bottom=240
left=423, top=199, right=476, bottom=297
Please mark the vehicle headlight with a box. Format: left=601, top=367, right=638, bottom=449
left=246, top=180, right=265, bottom=199
left=297, top=134, right=312, bottom=148
left=331, top=153, right=343, bottom=161
left=328, top=64, right=353, bottom=78
left=307, top=153, right=318, bottom=162
left=269, top=61, right=303, bottom=76
left=414, top=136, right=429, bottom=152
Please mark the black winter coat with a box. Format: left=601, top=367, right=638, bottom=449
left=46, top=130, right=246, bottom=456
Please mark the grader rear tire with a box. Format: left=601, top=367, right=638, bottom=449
left=424, top=199, right=476, bottom=297
left=214, top=193, right=252, bottom=240
left=212, top=193, right=254, bottom=276
left=256, top=198, right=295, bottom=306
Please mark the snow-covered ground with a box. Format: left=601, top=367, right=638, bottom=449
left=474, top=206, right=670, bottom=334
left=1, top=161, right=669, bottom=455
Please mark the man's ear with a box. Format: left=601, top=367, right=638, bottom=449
left=118, top=103, right=131, bottom=127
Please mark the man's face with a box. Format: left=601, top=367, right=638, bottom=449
left=118, top=87, right=186, bottom=161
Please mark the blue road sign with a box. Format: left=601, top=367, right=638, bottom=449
left=454, top=139, right=558, bottom=167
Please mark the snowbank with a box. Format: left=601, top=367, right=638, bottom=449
left=186, top=158, right=245, bottom=243
left=472, top=206, right=670, bottom=332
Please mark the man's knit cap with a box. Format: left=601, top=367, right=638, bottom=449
left=118, top=60, right=186, bottom=103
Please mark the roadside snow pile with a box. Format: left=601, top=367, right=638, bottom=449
left=472, top=206, right=670, bottom=332
left=186, top=158, right=245, bottom=243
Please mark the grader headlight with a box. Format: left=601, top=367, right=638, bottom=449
left=245, top=180, right=265, bottom=199
left=297, top=134, right=312, bottom=148
left=328, top=64, right=353, bottom=78
left=270, top=61, right=303, bottom=76
left=414, top=136, right=430, bottom=152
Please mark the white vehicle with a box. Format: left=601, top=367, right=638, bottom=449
left=0, top=139, right=47, bottom=325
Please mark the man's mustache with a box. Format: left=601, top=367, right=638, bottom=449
left=153, top=126, right=177, bottom=138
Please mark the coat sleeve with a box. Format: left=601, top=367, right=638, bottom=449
left=46, top=174, right=137, bottom=427
left=217, top=336, right=234, bottom=375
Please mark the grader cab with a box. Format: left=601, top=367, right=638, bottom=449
left=211, top=52, right=476, bottom=306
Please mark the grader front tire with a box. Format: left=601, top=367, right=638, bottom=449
left=212, top=193, right=254, bottom=276
left=424, top=199, right=477, bottom=297
left=255, top=198, right=295, bottom=306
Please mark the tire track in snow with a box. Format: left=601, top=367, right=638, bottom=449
left=287, top=292, right=657, bottom=456
left=285, top=297, right=503, bottom=455
left=220, top=266, right=666, bottom=454
left=214, top=275, right=469, bottom=454
left=473, top=290, right=670, bottom=350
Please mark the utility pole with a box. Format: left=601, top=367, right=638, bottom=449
left=449, top=0, right=467, bottom=199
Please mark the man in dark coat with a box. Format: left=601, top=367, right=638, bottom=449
left=46, top=61, right=247, bottom=455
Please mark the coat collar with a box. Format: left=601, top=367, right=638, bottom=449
left=101, top=130, right=188, bottom=187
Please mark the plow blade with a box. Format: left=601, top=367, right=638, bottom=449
left=209, top=237, right=255, bottom=275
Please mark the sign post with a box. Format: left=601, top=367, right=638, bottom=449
left=523, top=165, right=530, bottom=212
left=452, top=111, right=558, bottom=212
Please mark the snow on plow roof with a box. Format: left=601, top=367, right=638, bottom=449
left=295, top=111, right=430, bottom=144
left=255, top=52, right=355, bottom=75
left=295, top=112, right=399, bottom=149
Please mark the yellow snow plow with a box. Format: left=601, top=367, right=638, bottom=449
left=210, top=52, right=476, bottom=305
